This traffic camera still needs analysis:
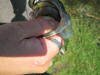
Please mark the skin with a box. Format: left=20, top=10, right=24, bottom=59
left=0, top=18, right=63, bottom=75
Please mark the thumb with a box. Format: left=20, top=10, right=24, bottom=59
left=17, top=18, right=58, bottom=39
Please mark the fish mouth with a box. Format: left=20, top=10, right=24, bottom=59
left=29, top=0, right=61, bottom=22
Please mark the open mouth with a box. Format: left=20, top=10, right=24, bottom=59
left=29, top=0, right=61, bottom=22
left=29, top=0, right=73, bottom=40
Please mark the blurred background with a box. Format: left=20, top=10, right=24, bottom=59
left=27, top=0, right=100, bottom=75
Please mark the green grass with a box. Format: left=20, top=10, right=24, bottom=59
left=46, top=0, right=100, bottom=75
left=48, top=16, right=100, bottom=75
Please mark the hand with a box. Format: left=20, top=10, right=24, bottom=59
left=0, top=18, right=63, bottom=74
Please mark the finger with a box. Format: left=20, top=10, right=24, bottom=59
left=14, top=36, right=61, bottom=57
left=16, top=18, right=58, bottom=38
left=0, top=57, right=51, bottom=74
left=12, top=35, right=62, bottom=63
left=27, top=35, right=63, bottom=66
left=0, top=35, right=61, bottom=57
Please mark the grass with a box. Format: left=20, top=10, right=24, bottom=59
left=47, top=0, right=100, bottom=74
left=48, top=16, right=100, bottom=75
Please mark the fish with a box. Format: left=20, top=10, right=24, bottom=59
left=28, top=0, right=73, bottom=39
left=28, top=0, right=73, bottom=54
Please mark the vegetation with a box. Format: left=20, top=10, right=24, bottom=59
left=48, top=0, right=100, bottom=75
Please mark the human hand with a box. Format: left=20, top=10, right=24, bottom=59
left=0, top=18, right=63, bottom=74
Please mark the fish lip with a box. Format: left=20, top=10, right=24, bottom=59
left=29, top=0, right=61, bottom=22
